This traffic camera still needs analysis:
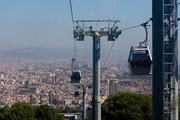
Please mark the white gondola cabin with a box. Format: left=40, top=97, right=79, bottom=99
left=128, top=46, right=152, bottom=75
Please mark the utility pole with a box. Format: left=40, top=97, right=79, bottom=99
left=73, top=20, right=121, bottom=120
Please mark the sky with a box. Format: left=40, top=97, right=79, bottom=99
left=0, top=0, right=178, bottom=60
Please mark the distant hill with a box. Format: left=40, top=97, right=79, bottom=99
left=0, top=47, right=92, bottom=59
left=0, top=47, right=129, bottom=60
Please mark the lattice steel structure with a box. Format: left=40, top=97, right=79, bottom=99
left=153, top=0, right=178, bottom=119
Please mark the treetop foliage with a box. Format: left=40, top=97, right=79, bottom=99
left=101, top=91, right=152, bottom=120
left=0, top=102, right=64, bottom=120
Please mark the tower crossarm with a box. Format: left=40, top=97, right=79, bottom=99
left=73, top=19, right=121, bottom=41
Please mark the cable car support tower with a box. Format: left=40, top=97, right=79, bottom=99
left=153, top=0, right=178, bottom=119
left=73, top=20, right=121, bottom=120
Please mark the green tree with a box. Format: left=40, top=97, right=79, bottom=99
left=34, top=105, right=64, bottom=120
left=9, top=102, right=35, bottom=120
left=0, top=105, right=11, bottom=120
left=101, top=92, right=152, bottom=120
left=0, top=102, right=65, bottom=120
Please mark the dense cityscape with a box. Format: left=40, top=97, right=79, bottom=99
left=0, top=57, right=153, bottom=110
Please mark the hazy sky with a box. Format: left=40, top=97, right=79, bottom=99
left=0, top=0, right=178, bottom=59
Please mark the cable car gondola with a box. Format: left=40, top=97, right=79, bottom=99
left=71, top=58, right=81, bottom=83
left=128, top=46, right=152, bottom=75
left=128, top=21, right=152, bottom=75
left=71, top=70, right=81, bottom=83
left=74, top=91, right=80, bottom=97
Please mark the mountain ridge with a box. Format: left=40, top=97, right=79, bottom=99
left=0, top=47, right=79, bottom=59
left=0, top=47, right=128, bottom=60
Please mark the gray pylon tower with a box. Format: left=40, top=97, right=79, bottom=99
left=73, top=20, right=121, bottom=120
left=153, top=0, right=178, bottom=120
left=82, top=84, right=86, bottom=120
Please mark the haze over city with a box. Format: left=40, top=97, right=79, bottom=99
left=0, top=0, right=157, bottom=60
